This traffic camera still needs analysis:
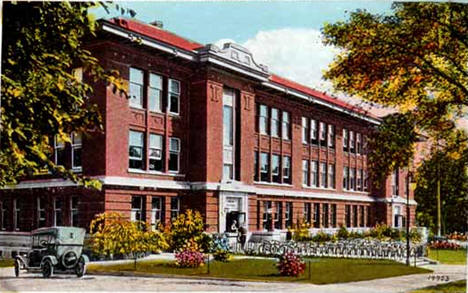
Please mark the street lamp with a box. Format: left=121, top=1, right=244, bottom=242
left=406, top=171, right=417, bottom=266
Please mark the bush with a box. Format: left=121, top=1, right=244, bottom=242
left=89, top=212, right=168, bottom=259
left=311, top=231, right=333, bottom=243
left=291, top=219, right=311, bottom=242
left=175, top=250, right=205, bottom=268
left=277, top=252, right=306, bottom=277
left=337, top=226, right=349, bottom=239
left=211, top=233, right=230, bottom=252
left=213, top=249, right=231, bottom=262
left=165, top=209, right=210, bottom=252
left=429, top=241, right=461, bottom=250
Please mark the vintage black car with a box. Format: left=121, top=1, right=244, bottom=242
left=14, top=227, right=89, bottom=278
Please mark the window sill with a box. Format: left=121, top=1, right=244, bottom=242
left=343, top=190, right=369, bottom=194
left=128, top=169, right=185, bottom=177
left=130, top=106, right=145, bottom=111
left=254, top=181, right=293, bottom=187
left=302, top=185, right=337, bottom=191
left=72, top=167, right=82, bottom=173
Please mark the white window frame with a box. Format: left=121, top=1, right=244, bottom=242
left=328, top=164, right=335, bottom=189
left=259, top=104, right=269, bottom=135
left=302, top=160, right=310, bottom=186
left=169, top=137, right=181, bottom=173
left=350, top=130, right=355, bottom=153
left=149, top=133, right=163, bottom=171
left=310, top=119, right=318, bottom=142
left=71, top=132, right=82, bottom=172
left=260, top=152, right=270, bottom=182
left=54, top=198, right=62, bottom=227
left=356, top=133, right=362, bottom=154
left=364, top=170, right=369, bottom=191
left=343, top=166, right=349, bottom=190
left=282, top=156, right=291, bottom=182
left=302, top=117, right=309, bottom=144
left=320, top=162, right=327, bottom=188
left=343, top=128, right=348, bottom=150
left=131, top=196, right=143, bottom=222
left=271, top=108, right=280, bottom=137
left=168, top=79, right=181, bottom=115
left=350, top=168, right=356, bottom=190
left=328, top=124, right=335, bottom=148
left=272, top=154, right=280, bottom=182
left=311, top=160, right=319, bottom=187
left=70, top=196, right=79, bottom=227
left=37, top=197, right=46, bottom=228
left=149, top=73, right=163, bottom=113
left=319, top=121, right=327, bottom=143
left=54, top=135, right=65, bottom=166
left=170, top=197, right=180, bottom=220
left=129, top=130, right=144, bottom=170
left=129, top=67, right=144, bottom=109
left=151, top=197, right=163, bottom=230
left=282, top=111, right=290, bottom=140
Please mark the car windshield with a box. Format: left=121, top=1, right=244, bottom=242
left=32, top=234, right=55, bottom=248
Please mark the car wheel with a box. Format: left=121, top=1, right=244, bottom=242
left=75, top=257, right=86, bottom=278
left=14, top=259, right=20, bottom=277
left=42, top=260, right=53, bottom=278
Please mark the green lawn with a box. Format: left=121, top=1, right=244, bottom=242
left=0, top=259, right=14, bottom=267
left=428, top=249, right=467, bottom=265
left=412, top=280, right=466, bottom=293
left=88, top=257, right=431, bottom=284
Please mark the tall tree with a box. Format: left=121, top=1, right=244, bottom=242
left=322, top=2, right=468, bottom=181
left=1, top=2, right=129, bottom=188
left=415, top=147, right=468, bottom=233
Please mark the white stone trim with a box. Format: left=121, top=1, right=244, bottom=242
left=98, top=176, right=190, bottom=190
left=3, top=179, right=78, bottom=189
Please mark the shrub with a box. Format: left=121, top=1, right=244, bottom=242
left=428, top=241, right=461, bottom=250
left=447, top=232, right=467, bottom=241
left=277, top=252, right=306, bottom=277
left=165, top=209, right=210, bottom=252
left=336, top=226, right=349, bottom=239
left=311, top=230, right=333, bottom=243
left=291, top=219, right=311, bottom=242
left=89, top=212, right=168, bottom=259
left=211, top=233, right=230, bottom=252
left=175, top=250, right=205, bottom=268
left=213, top=249, right=231, bottom=262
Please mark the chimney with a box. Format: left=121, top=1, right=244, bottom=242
left=149, top=20, right=164, bottom=29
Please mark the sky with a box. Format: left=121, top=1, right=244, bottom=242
left=91, top=1, right=400, bottom=117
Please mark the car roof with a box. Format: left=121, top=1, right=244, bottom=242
left=31, top=226, right=85, bottom=236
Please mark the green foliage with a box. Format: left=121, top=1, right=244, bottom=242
left=336, top=226, right=349, bottom=239
left=164, top=209, right=211, bottom=252
left=89, top=212, right=168, bottom=258
left=311, top=231, right=335, bottom=243
left=291, top=218, right=311, bottom=241
left=213, top=249, right=231, bottom=262
left=1, top=2, right=128, bottom=187
left=322, top=2, right=468, bottom=177
left=415, top=150, right=468, bottom=234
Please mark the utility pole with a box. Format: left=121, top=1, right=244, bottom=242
left=406, top=171, right=411, bottom=266
left=436, top=149, right=442, bottom=238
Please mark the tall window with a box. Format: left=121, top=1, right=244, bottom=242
left=310, top=119, right=318, bottom=144
left=362, top=171, right=368, bottom=191
left=303, top=203, right=311, bottom=223
left=302, top=160, right=310, bottom=186
left=12, top=199, right=20, bottom=231
left=319, top=122, right=327, bottom=146
left=357, top=169, right=362, bottom=191
left=260, top=152, right=270, bottom=182
left=54, top=135, right=66, bottom=166
left=149, top=73, right=163, bottom=112
left=259, top=104, right=269, bottom=135
left=283, top=156, right=291, bottom=184
left=331, top=204, right=337, bottom=227
left=70, top=197, right=79, bottom=227
left=363, top=135, right=368, bottom=154
left=272, top=154, right=280, bottom=183
left=328, top=164, right=335, bottom=189
left=282, top=111, right=290, bottom=140
left=262, top=201, right=272, bottom=231
left=170, top=197, right=180, bottom=220
left=302, top=117, right=309, bottom=144
left=392, top=169, right=399, bottom=196
left=349, top=168, right=356, bottom=190
left=343, top=128, right=349, bottom=152
left=37, top=197, right=46, bottom=228
left=129, top=130, right=144, bottom=169
left=343, top=166, right=349, bottom=190
left=320, top=162, right=327, bottom=188
left=149, top=134, right=163, bottom=171
left=54, top=198, right=62, bottom=226
left=131, top=196, right=144, bottom=222
left=311, top=160, right=318, bottom=187
left=151, top=197, right=163, bottom=230
left=169, top=138, right=180, bottom=172
left=285, top=202, right=293, bottom=228
left=359, top=206, right=365, bottom=227
left=328, top=124, right=335, bottom=148
left=367, top=206, right=371, bottom=227
left=356, top=133, right=362, bottom=154
left=168, top=79, right=181, bottom=114
left=349, top=130, right=355, bottom=153
left=352, top=205, right=358, bottom=227
left=0, top=201, right=6, bottom=231
left=271, top=108, right=280, bottom=137
left=71, top=132, right=82, bottom=170
left=274, top=202, right=282, bottom=229
left=254, top=151, right=259, bottom=181
left=223, top=89, right=234, bottom=180
left=313, top=203, right=320, bottom=228
left=322, top=204, right=329, bottom=228
left=345, top=205, right=351, bottom=227
left=129, top=67, right=144, bottom=108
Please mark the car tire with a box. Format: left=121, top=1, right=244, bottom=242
left=75, top=257, right=86, bottom=278
left=14, top=259, right=20, bottom=277
left=42, top=260, right=53, bottom=278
